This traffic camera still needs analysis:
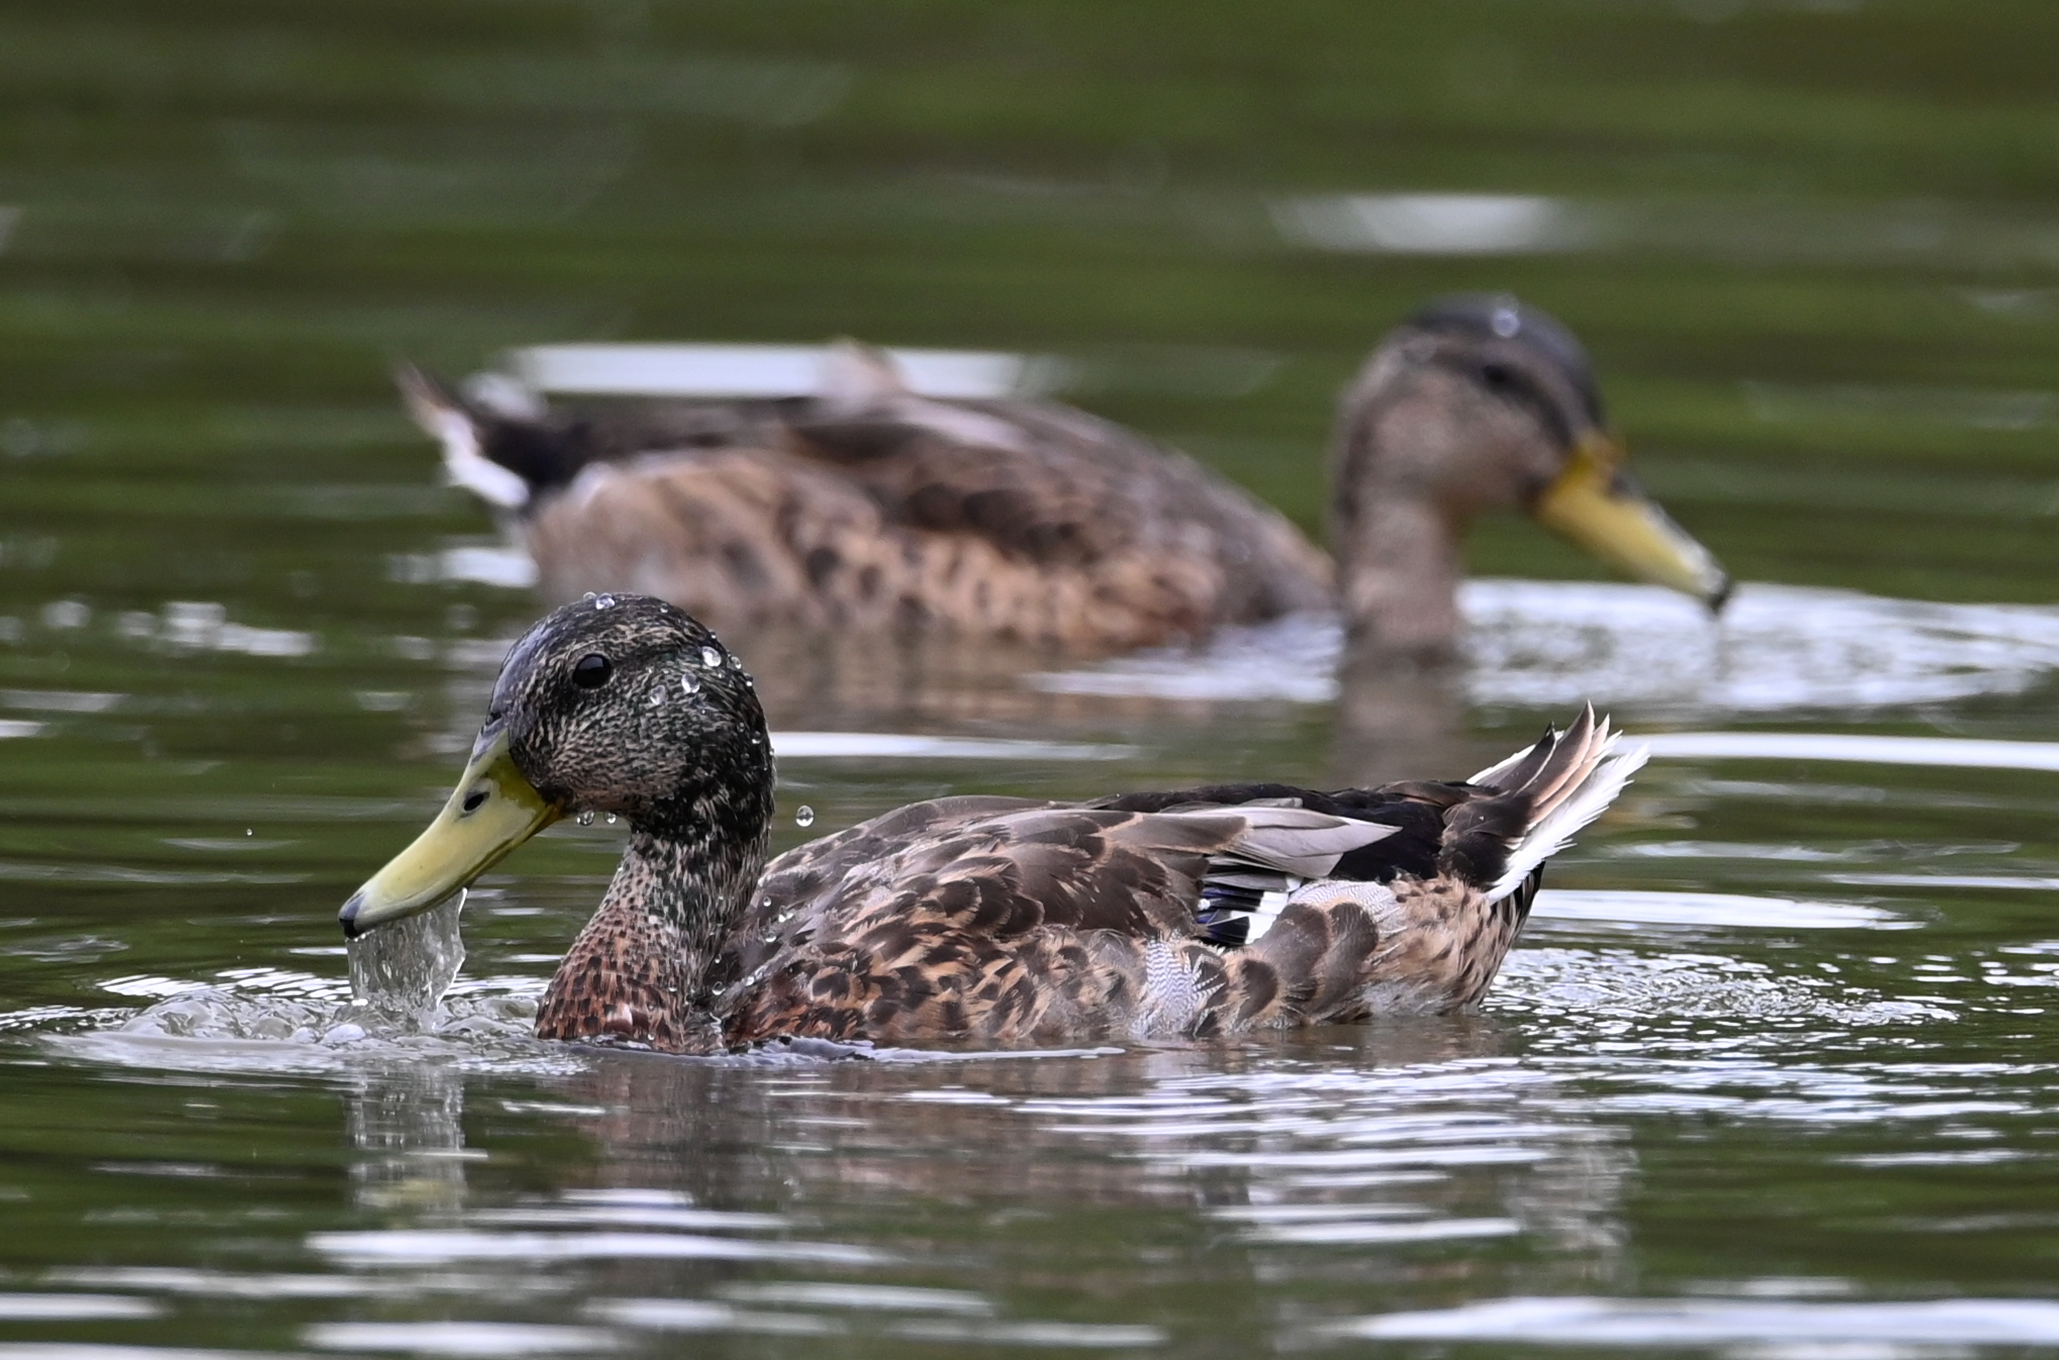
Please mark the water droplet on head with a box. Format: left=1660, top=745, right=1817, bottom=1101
left=1492, top=305, right=1521, bottom=338
left=678, top=671, right=701, bottom=695
left=794, top=805, right=815, bottom=828
left=648, top=685, right=666, bottom=706
left=593, top=594, right=615, bottom=610
left=577, top=810, right=596, bottom=826
left=728, top=653, right=745, bottom=669
left=581, top=592, right=597, bottom=601
left=701, top=645, right=723, bottom=668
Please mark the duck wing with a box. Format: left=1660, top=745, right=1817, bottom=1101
left=712, top=792, right=1396, bottom=1046
left=715, top=711, right=1644, bottom=1045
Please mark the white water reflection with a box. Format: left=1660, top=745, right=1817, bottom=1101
left=1327, top=1294, right=2059, bottom=1346
left=1275, top=191, right=2059, bottom=271
left=310, top=1228, right=881, bottom=1266
left=1646, top=731, right=2059, bottom=772
left=1036, top=581, right=2059, bottom=715
left=304, top=1321, right=615, bottom=1355
left=503, top=342, right=1038, bottom=400
left=1532, top=890, right=1912, bottom=932
left=771, top=731, right=1136, bottom=761
left=1272, top=192, right=1596, bottom=255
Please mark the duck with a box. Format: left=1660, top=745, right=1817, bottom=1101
left=400, top=296, right=1730, bottom=664
left=337, top=594, right=1648, bottom=1052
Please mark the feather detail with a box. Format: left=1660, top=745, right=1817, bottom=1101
left=1155, top=804, right=1400, bottom=879
left=1481, top=705, right=1649, bottom=902
left=817, top=339, right=911, bottom=415
left=395, top=365, right=533, bottom=511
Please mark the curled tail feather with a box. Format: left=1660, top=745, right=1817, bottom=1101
left=394, top=363, right=532, bottom=511
left=1476, top=705, right=1647, bottom=902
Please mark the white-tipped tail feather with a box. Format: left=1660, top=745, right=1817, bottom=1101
left=817, top=339, right=912, bottom=415
left=1474, top=707, right=1649, bottom=903
left=395, top=365, right=532, bottom=511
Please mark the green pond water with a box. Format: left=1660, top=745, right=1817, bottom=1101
left=7, top=0, right=2059, bottom=1355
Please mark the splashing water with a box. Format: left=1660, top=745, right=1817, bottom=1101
left=345, top=893, right=467, bottom=1028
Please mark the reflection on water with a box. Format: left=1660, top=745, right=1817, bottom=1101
left=349, top=1064, right=471, bottom=1216
left=1329, top=1295, right=2059, bottom=1347
left=1040, top=581, right=2059, bottom=717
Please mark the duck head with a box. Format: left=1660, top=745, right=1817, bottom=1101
left=1331, top=295, right=1731, bottom=663
left=339, top=593, right=774, bottom=938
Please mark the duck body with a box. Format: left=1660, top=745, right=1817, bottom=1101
left=409, top=366, right=1331, bottom=654
left=405, top=298, right=1729, bottom=663
left=341, top=596, right=1647, bottom=1052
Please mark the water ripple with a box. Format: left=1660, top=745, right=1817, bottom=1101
left=1034, top=581, right=2059, bottom=715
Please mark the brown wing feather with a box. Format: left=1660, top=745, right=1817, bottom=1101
left=471, top=385, right=1330, bottom=652
left=715, top=800, right=1396, bottom=1044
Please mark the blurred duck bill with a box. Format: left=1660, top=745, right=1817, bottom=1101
left=1534, top=432, right=1732, bottom=610
left=338, top=731, right=561, bottom=938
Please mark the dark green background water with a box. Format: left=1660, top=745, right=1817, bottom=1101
left=6, top=1, right=2059, bottom=1355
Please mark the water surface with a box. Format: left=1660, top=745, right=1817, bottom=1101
left=6, top=1, right=2059, bottom=1355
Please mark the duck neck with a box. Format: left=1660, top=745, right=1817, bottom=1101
left=535, top=795, right=772, bottom=1055
left=1330, top=490, right=1465, bottom=667
left=1328, top=375, right=1470, bottom=668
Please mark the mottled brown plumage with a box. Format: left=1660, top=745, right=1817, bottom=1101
left=340, top=595, right=1648, bottom=1053
left=404, top=298, right=1729, bottom=662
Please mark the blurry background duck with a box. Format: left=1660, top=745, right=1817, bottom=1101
left=338, top=594, right=1647, bottom=1052
left=402, top=296, right=1731, bottom=668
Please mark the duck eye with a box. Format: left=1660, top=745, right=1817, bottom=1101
left=571, top=653, right=613, bottom=689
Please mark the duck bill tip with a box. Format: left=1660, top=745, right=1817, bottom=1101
left=1534, top=435, right=1731, bottom=610
left=335, top=733, right=560, bottom=939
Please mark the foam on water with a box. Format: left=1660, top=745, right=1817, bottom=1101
left=1033, top=581, right=2059, bottom=715
left=1495, top=947, right=1950, bottom=1033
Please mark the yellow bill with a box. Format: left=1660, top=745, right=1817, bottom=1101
left=1534, top=433, right=1732, bottom=610
left=338, top=730, right=562, bottom=938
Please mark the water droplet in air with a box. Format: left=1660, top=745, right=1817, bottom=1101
left=244, top=828, right=253, bottom=837
left=605, top=813, right=618, bottom=826
left=795, top=805, right=815, bottom=828
left=701, top=645, right=723, bottom=668
left=577, top=810, right=596, bottom=827
left=648, top=685, right=665, bottom=706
